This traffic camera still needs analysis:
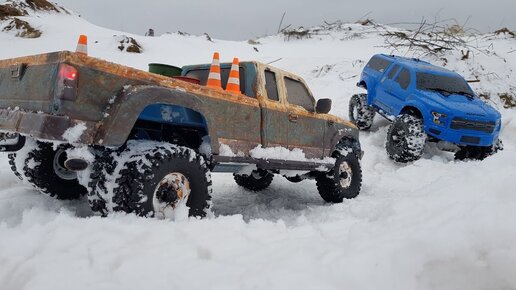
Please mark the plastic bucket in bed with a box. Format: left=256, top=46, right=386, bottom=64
left=148, top=63, right=182, bottom=77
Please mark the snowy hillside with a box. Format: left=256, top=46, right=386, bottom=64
left=1, top=1, right=516, bottom=289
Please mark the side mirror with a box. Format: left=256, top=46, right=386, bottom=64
left=316, top=98, right=332, bottom=114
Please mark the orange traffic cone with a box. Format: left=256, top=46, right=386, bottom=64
left=76, top=35, right=88, bottom=56
left=226, top=57, right=240, bottom=94
left=206, top=52, right=222, bottom=89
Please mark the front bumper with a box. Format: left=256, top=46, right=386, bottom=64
left=426, top=122, right=500, bottom=147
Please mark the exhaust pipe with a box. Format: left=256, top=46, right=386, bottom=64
left=64, top=158, right=89, bottom=171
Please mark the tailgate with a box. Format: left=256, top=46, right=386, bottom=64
left=0, top=52, right=62, bottom=112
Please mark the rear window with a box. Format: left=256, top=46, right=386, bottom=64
left=366, top=56, right=391, bottom=73
left=284, top=77, right=314, bottom=112
left=185, top=67, right=252, bottom=97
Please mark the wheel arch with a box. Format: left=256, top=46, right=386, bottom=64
left=332, top=136, right=362, bottom=159
left=399, top=105, right=423, bottom=119
left=94, top=85, right=220, bottom=154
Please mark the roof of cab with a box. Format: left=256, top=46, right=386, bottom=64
left=376, top=54, right=459, bottom=77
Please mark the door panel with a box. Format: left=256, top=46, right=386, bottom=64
left=286, top=108, right=326, bottom=159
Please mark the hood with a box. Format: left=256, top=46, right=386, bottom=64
left=421, top=91, right=501, bottom=120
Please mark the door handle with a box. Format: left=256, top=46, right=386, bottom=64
left=288, top=113, right=298, bottom=122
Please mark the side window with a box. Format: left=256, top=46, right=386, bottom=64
left=366, top=56, right=391, bottom=73
left=284, top=77, right=314, bottom=112
left=264, top=70, right=279, bottom=101
left=395, top=68, right=411, bottom=90
left=387, top=65, right=399, bottom=79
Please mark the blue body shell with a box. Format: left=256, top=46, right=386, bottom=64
left=358, top=54, right=502, bottom=147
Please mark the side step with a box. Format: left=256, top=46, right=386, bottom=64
left=211, top=155, right=333, bottom=173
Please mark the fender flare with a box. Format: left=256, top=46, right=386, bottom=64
left=93, top=85, right=220, bottom=153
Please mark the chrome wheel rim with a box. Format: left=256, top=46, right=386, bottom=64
left=339, top=161, right=353, bottom=188
left=152, top=172, right=191, bottom=219
left=53, top=149, right=77, bottom=180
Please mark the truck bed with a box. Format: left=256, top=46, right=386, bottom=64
left=0, top=51, right=258, bottom=146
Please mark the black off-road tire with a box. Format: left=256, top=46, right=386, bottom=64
left=109, top=143, right=212, bottom=217
left=455, top=139, right=503, bottom=161
left=84, top=147, right=120, bottom=216
left=316, top=149, right=362, bottom=203
left=349, top=93, right=375, bottom=130
left=386, top=114, right=427, bottom=163
left=283, top=175, right=304, bottom=183
left=7, top=138, right=38, bottom=181
left=8, top=153, right=23, bottom=181
left=20, top=142, right=86, bottom=199
left=234, top=169, right=274, bottom=191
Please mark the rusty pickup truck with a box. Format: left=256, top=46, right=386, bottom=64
left=0, top=51, right=362, bottom=218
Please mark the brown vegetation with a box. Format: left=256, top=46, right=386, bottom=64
left=0, top=4, right=26, bottom=20
left=117, top=36, right=142, bottom=53
left=2, top=17, right=41, bottom=38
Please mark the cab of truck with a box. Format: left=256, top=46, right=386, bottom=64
left=181, top=61, right=341, bottom=159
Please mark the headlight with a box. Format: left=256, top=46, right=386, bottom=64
left=431, top=111, right=448, bottom=125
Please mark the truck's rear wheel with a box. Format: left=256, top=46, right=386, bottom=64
left=13, top=142, right=87, bottom=199
left=316, top=149, right=362, bottom=202
left=349, top=93, right=375, bottom=130
left=90, top=142, right=212, bottom=218
left=234, top=169, right=274, bottom=191
left=386, top=114, right=427, bottom=163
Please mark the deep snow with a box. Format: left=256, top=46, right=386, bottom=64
left=1, top=5, right=516, bottom=290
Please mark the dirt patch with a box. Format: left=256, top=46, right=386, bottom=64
left=25, top=0, right=59, bottom=11
left=117, top=36, right=142, bottom=53
left=494, top=27, right=515, bottom=38
left=2, top=17, right=41, bottom=38
left=499, top=93, right=516, bottom=108
left=0, top=4, right=26, bottom=20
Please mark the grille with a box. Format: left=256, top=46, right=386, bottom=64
left=450, top=117, right=495, bottom=133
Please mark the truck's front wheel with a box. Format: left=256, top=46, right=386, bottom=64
left=316, top=149, right=362, bottom=202
left=11, top=141, right=87, bottom=199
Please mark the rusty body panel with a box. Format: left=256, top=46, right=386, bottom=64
left=0, top=51, right=358, bottom=161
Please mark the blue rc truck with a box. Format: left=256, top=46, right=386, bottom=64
left=350, top=54, right=502, bottom=162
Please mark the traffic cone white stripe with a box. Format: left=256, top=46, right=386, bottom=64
left=208, top=72, right=221, bottom=80
left=227, top=78, right=239, bottom=85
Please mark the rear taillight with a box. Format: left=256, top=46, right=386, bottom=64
left=57, top=64, right=78, bottom=101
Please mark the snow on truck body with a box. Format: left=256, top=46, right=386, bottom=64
left=0, top=51, right=363, bottom=217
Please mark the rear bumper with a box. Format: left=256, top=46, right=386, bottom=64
left=0, top=108, right=97, bottom=145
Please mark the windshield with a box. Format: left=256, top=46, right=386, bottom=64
left=416, top=72, right=474, bottom=97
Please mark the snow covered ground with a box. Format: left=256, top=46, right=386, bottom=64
left=1, top=4, right=516, bottom=290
